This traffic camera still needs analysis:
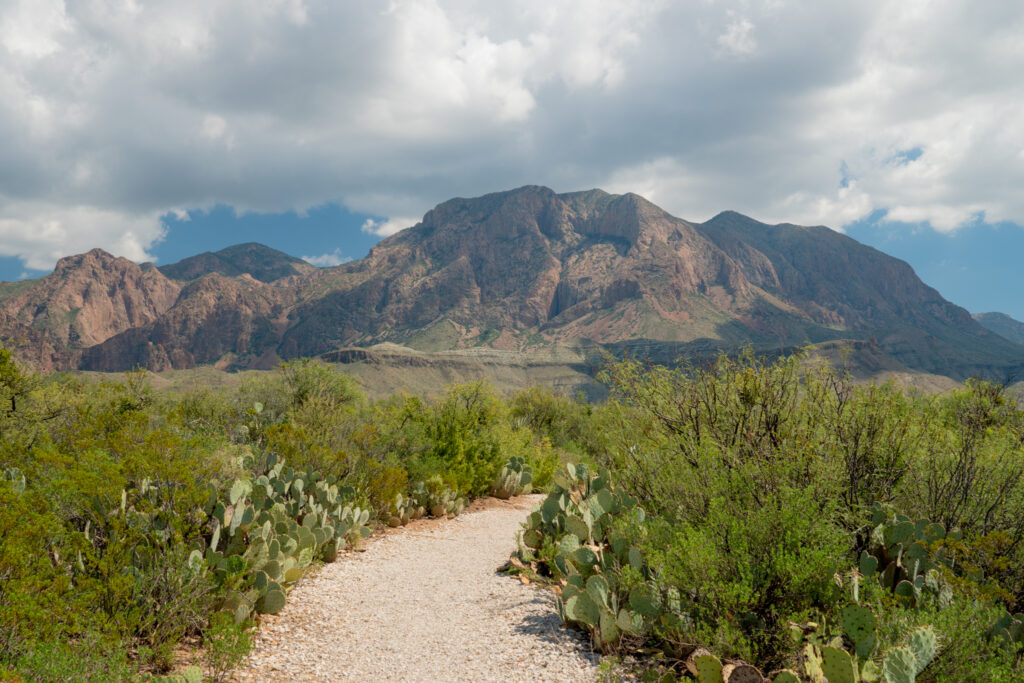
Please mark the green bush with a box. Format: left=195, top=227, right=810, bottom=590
left=0, top=482, right=69, bottom=661
left=569, top=350, right=1024, bottom=677
left=15, top=637, right=133, bottom=683
left=203, top=612, right=252, bottom=683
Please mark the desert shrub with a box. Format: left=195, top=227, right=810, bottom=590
left=15, top=637, right=133, bottom=683
left=423, top=382, right=505, bottom=495
left=168, top=386, right=236, bottom=437
left=807, top=370, right=923, bottom=515
left=905, top=381, right=1024, bottom=544
left=234, top=359, right=364, bottom=438
left=203, top=613, right=252, bottom=683
left=416, top=382, right=538, bottom=496
left=643, top=486, right=848, bottom=662
left=0, top=482, right=69, bottom=661
left=522, top=436, right=560, bottom=490
left=510, top=385, right=594, bottom=453
left=129, top=545, right=216, bottom=666
left=580, top=350, right=1024, bottom=675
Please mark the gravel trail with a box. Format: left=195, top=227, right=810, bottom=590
left=233, top=495, right=600, bottom=682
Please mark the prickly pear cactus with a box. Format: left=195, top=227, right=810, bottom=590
left=386, top=492, right=417, bottom=527
left=521, top=464, right=676, bottom=653
left=860, top=504, right=956, bottom=607
left=417, top=475, right=465, bottom=518
left=693, top=653, right=723, bottom=683
left=206, top=457, right=371, bottom=623
left=491, top=456, right=534, bottom=499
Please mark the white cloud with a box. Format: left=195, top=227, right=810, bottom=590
left=717, top=12, right=756, bottom=57
left=200, top=114, right=227, bottom=140
left=0, top=0, right=69, bottom=58
left=360, top=217, right=418, bottom=237
left=0, top=0, right=1023, bottom=272
left=301, top=248, right=352, bottom=267
left=0, top=202, right=162, bottom=270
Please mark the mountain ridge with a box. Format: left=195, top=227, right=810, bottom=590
left=157, top=242, right=317, bottom=283
left=974, top=312, right=1024, bottom=346
left=2, top=186, right=1022, bottom=383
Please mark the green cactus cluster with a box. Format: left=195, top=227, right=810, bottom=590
left=202, top=452, right=372, bottom=622
left=520, top=471, right=948, bottom=681
left=417, top=475, right=466, bottom=518
left=386, top=492, right=426, bottom=527
left=774, top=608, right=938, bottom=683
left=491, top=455, right=533, bottom=499
left=858, top=504, right=957, bottom=608
left=988, top=611, right=1024, bottom=649
left=518, top=463, right=669, bottom=650
left=75, top=477, right=198, bottom=579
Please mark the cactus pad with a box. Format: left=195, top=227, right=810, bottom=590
left=693, top=654, right=723, bottom=683
left=905, top=626, right=937, bottom=674
left=841, top=604, right=877, bottom=642
left=256, top=588, right=287, bottom=615
left=882, top=646, right=917, bottom=683
left=821, top=646, right=856, bottom=683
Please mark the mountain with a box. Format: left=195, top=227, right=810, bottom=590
left=81, top=272, right=294, bottom=372
left=158, top=243, right=316, bottom=283
left=2, top=186, right=1023, bottom=383
left=0, top=249, right=181, bottom=368
left=973, top=312, right=1024, bottom=346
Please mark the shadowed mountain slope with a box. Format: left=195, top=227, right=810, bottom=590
left=974, top=312, right=1024, bottom=346
left=159, top=243, right=316, bottom=283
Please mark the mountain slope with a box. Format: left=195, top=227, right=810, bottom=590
left=279, top=186, right=761, bottom=357
left=974, top=312, right=1024, bottom=346
left=2, top=186, right=1022, bottom=382
left=0, top=249, right=181, bottom=360
left=82, top=273, right=296, bottom=372
left=159, top=243, right=316, bottom=283
left=698, top=211, right=1024, bottom=377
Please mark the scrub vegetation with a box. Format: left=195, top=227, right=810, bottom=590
left=514, top=351, right=1024, bottom=682
left=1, top=344, right=1022, bottom=681
left=0, top=348, right=556, bottom=680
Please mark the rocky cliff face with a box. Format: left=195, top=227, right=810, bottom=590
left=0, top=249, right=181, bottom=370
left=280, top=187, right=755, bottom=357
left=2, top=186, right=1022, bottom=381
left=81, top=272, right=295, bottom=372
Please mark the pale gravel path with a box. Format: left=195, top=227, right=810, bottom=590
left=233, top=495, right=600, bottom=682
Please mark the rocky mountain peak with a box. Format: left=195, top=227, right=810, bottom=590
left=3, top=187, right=1023, bottom=382
left=54, top=247, right=126, bottom=274
left=1, top=247, right=181, bottom=353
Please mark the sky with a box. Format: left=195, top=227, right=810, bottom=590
left=1, top=1, right=1023, bottom=317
